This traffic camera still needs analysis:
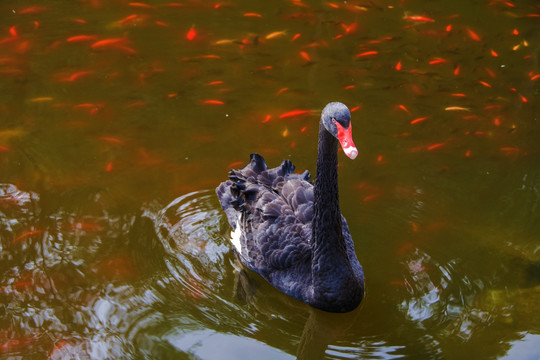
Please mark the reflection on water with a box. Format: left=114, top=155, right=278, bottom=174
left=0, top=184, right=539, bottom=358
left=396, top=245, right=540, bottom=358
left=400, top=249, right=490, bottom=341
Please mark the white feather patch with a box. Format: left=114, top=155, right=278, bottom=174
left=230, top=219, right=243, bottom=253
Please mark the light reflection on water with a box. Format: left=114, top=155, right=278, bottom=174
left=399, top=249, right=488, bottom=340
left=0, top=184, right=539, bottom=358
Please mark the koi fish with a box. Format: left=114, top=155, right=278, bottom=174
left=355, top=50, right=378, bottom=58
left=429, top=57, right=448, bottom=65
left=201, top=100, right=224, bottom=105
left=66, top=35, right=98, bottom=43
left=91, top=38, right=126, bottom=49
left=404, top=15, right=435, bottom=22
left=427, top=143, right=445, bottom=151
left=341, top=22, right=357, bottom=34
left=410, top=116, right=429, bottom=125
left=186, top=27, right=197, bottom=41
left=13, top=229, right=43, bottom=243
left=299, top=51, right=311, bottom=62
left=279, top=109, right=312, bottom=119
left=18, top=6, right=49, bottom=14
left=261, top=115, right=272, bottom=123
left=265, top=31, right=286, bottom=40
left=478, top=80, right=492, bottom=88
left=445, top=106, right=470, bottom=111
left=58, top=71, right=93, bottom=82
left=466, top=27, right=481, bottom=41
left=128, top=2, right=156, bottom=9
left=397, top=104, right=409, bottom=113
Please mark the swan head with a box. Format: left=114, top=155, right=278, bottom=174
left=321, top=102, right=358, bottom=159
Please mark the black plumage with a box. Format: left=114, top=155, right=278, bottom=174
left=216, top=102, right=364, bottom=312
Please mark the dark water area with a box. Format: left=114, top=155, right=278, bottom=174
left=0, top=0, right=539, bottom=359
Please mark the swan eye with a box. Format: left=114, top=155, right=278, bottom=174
left=332, top=118, right=337, bottom=124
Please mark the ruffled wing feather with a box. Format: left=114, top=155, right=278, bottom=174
left=216, top=154, right=313, bottom=277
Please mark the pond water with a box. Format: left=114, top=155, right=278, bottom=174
left=0, top=0, right=539, bottom=359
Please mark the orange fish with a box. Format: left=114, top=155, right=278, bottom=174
left=404, top=15, right=435, bottom=22
left=202, top=100, right=224, bottom=105
left=279, top=110, right=312, bottom=119
left=410, top=116, right=429, bottom=125
left=397, top=104, right=409, bottom=113
left=67, top=35, right=98, bottom=42
left=427, top=143, right=445, bottom=151
left=59, top=71, right=93, bottom=82
left=13, top=229, right=43, bottom=243
left=500, top=147, right=521, bottom=155
left=266, top=31, right=286, bottom=39
left=355, top=50, right=378, bottom=58
left=261, top=115, right=272, bottom=123
left=227, top=161, right=243, bottom=169
left=9, top=26, right=17, bottom=38
left=478, top=80, right=492, bottom=88
left=91, top=38, right=126, bottom=48
left=445, top=106, right=469, bottom=111
left=429, top=57, right=448, bottom=65
left=186, top=27, right=197, bottom=41
left=466, top=27, right=481, bottom=41
left=19, top=6, right=49, bottom=14
left=128, top=2, right=156, bottom=8
left=299, top=51, right=311, bottom=62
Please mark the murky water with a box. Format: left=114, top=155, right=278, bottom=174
left=0, top=0, right=539, bottom=358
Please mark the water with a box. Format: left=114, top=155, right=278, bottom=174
left=0, top=0, right=539, bottom=358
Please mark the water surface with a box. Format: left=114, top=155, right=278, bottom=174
left=0, top=0, right=539, bottom=359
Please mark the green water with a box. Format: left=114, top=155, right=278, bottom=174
left=0, top=0, right=539, bottom=358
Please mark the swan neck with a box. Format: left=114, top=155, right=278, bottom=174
left=313, top=123, right=346, bottom=256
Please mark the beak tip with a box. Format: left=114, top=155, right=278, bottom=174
left=344, top=147, right=358, bottom=160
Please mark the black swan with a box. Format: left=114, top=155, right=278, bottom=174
left=216, top=102, right=364, bottom=312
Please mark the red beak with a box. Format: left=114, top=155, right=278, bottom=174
left=335, top=121, right=358, bottom=159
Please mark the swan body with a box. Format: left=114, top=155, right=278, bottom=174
left=216, top=102, right=364, bottom=312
